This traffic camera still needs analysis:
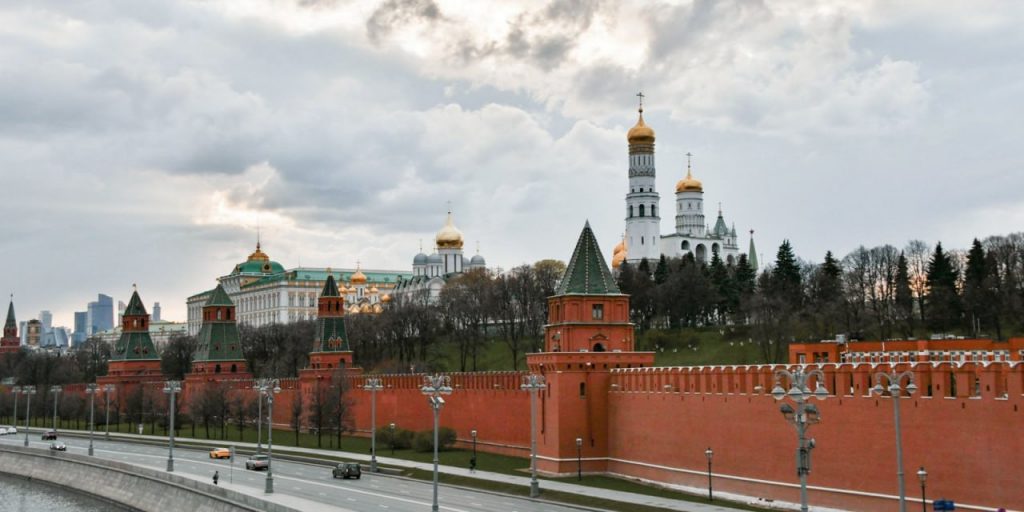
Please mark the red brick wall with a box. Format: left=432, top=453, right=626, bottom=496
left=603, top=362, right=1023, bottom=511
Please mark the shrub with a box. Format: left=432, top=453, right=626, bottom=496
left=375, top=427, right=414, bottom=450
left=413, top=427, right=457, bottom=452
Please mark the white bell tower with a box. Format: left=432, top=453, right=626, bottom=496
left=624, top=93, right=661, bottom=263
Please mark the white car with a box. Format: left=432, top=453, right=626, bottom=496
left=0, top=426, right=12, bottom=435
left=6, top=426, right=17, bottom=435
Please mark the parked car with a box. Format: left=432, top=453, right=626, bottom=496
left=332, top=463, right=361, bottom=480
left=41, top=430, right=58, bottom=440
left=245, top=454, right=269, bottom=471
left=49, top=442, right=67, bottom=452
left=0, top=425, right=11, bottom=435
left=5, top=426, right=16, bottom=435
left=209, top=447, right=231, bottom=459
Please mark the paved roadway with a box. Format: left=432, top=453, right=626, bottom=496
left=0, top=433, right=595, bottom=512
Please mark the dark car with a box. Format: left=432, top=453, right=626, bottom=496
left=41, top=430, right=58, bottom=440
left=49, top=441, right=66, bottom=451
left=332, top=463, right=361, bottom=480
left=245, top=454, right=269, bottom=471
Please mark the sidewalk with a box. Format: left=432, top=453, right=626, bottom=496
left=75, top=428, right=765, bottom=512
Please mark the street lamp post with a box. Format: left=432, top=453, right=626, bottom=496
left=871, top=370, right=918, bottom=512
left=705, top=447, right=713, bottom=501
left=470, top=429, right=477, bottom=472
left=257, top=378, right=281, bottom=493
left=103, top=384, right=115, bottom=439
left=575, top=437, right=582, bottom=481
left=49, top=385, right=62, bottom=432
left=163, top=380, right=181, bottom=472
left=85, top=384, right=98, bottom=456
left=21, top=386, right=36, bottom=447
left=771, top=366, right=829, bottom=512
left=917, top=467, right=927, bottom=512
left=421, top=374, right=453, bottom=512
left=253, top=381, right=263, bottom=454
left=389, top=422, right=396, bottom=456
left=363, top=377, right=384, bottom=473
left=521, top=373, right=546, bottom=498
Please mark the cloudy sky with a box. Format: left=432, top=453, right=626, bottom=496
left=1, top=0, right=1022, bottom=326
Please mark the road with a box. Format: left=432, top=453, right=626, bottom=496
left=0, top=433, right=595, bottom=512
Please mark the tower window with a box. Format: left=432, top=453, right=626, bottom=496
left=652, top=204, right=656, bottom=217
left=592, top=304, right=604, bottom=320
left=579, top=382, right=586, bottom=398
left=639, top=204, right=645, bottom=217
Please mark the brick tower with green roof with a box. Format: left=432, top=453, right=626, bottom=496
left=527, top=221, right=654, bottom=476
left=301, top=273, right=361, bottom=381
left=1, top=296, right=19, bottom=353
left=189, top=284, right=251, bottom=377
left=98, top=287, right=164, bottom=388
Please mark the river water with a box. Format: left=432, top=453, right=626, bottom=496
left=0, top=472, right=134, bottom=512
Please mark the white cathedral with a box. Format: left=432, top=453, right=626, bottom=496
left=611, top=100, right=754, bottom=270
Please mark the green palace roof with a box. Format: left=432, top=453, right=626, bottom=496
left=241, top=268, right=412, bottom=290
left=234, top=259, right=286, bottom=275
left=555, top=221, right=621, bottom=296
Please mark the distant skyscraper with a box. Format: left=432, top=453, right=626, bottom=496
left=152, top=302, right=161, bottom=322
left=86, top=294, right=114, bottom=334
left=117, top=300, right=126, bottom=325
left=38, top=310, right=52, bottom=331
left=73, top=311, right=88, bottom=345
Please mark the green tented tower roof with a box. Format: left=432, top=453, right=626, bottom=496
left=193, top=323, right=244, bottom=362
left=110, top=331, right=160, bottom=361
left=123, top=290, right=147, bottom=316
left=5, top=300, right=14, bottom=330
left=205, top=284, right=234, bottom=307
left=555, top=221, right=621, bottom=295
left=321, top=274, right=340, bottom=297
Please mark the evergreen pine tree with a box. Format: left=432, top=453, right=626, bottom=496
left=894, top=251, right=914, bottom=338
left=733, top=254, right=756, bottom=296
left=709, top=250, right=732, bottom=320
left=654, top=255, right=669, bottom=284
left=926, top=242, right=961, bottom=332
left=771, top=240, right=803, bottom=309
left=963, top=239, right=989, bottom=336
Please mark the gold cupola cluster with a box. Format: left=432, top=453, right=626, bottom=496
left=611, top=236, right=628, bottom=269
left=247, top=242, right=270, bottom=262
left=435, top=211, right=464, bottom=249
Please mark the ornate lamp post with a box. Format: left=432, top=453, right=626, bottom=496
left=49, top=385, right=62, bottom=432
left=771, top=367, right=829, bottom=512
left=85, top=384, right=98, bottom=456
left=363, top=377, right=384, bottom=472
left=470, top=429, right=477, bottom=472
left=21, top=386, right=36, bottom=447
left=871, top=370, right=918, bottom=512
left=163, top=380, right=182, bottom=472
left=575, top=437, right=583, bottom=481
left=10, top=386, right=20, bottom=429
left=253, top=380, right=264, bottom=454
left=420, top=374, right=453, bottom=512
left=256, top=378, right=281, bottom=493
left=103, top=384, right=115, bottom=439
left=520, top=373, right=546, bottom=498
left=705, top=447, right=713, bottom=501
left=916, top=467, right=927, bottom=512
left=389, top=422, right=396, bottom=456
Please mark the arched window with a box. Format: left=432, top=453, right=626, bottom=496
left=682, top=241, right=690, bottom=251
left=651, top=204, right=656, bottom=217
left=629, top=205, right=634, bottom=218
left=230, top=364, right=237, bottom=373
left=639, top=204, right=645, bottom=217
left=579, top=382, right=586, bottom=398
left=215, top=364, right=221, bottom=374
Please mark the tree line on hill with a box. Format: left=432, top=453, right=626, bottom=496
left=2, top=232, right=1021, bottom=388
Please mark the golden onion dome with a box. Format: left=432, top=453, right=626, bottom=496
left=369, top=285, right=379, bottom=294
left=611, top=237, right=627, bottom=269
left=247, top=242, right=270, bottom=262
left=381, top=293, right=392, bottom=303
left=675, top=167, right=703, bottom=193
left=435, top=211, right=464, bottom=249
left=626, top=110, right=655, bottom=145
left=351, top=268, right=367, bottom=284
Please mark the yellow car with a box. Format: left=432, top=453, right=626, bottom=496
left=209, top=447, right=231, bottom=459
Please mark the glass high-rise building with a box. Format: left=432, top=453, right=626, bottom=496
left=86, top=294, right=114, bottom=334
left=73, top=311, right=88, bottom=345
